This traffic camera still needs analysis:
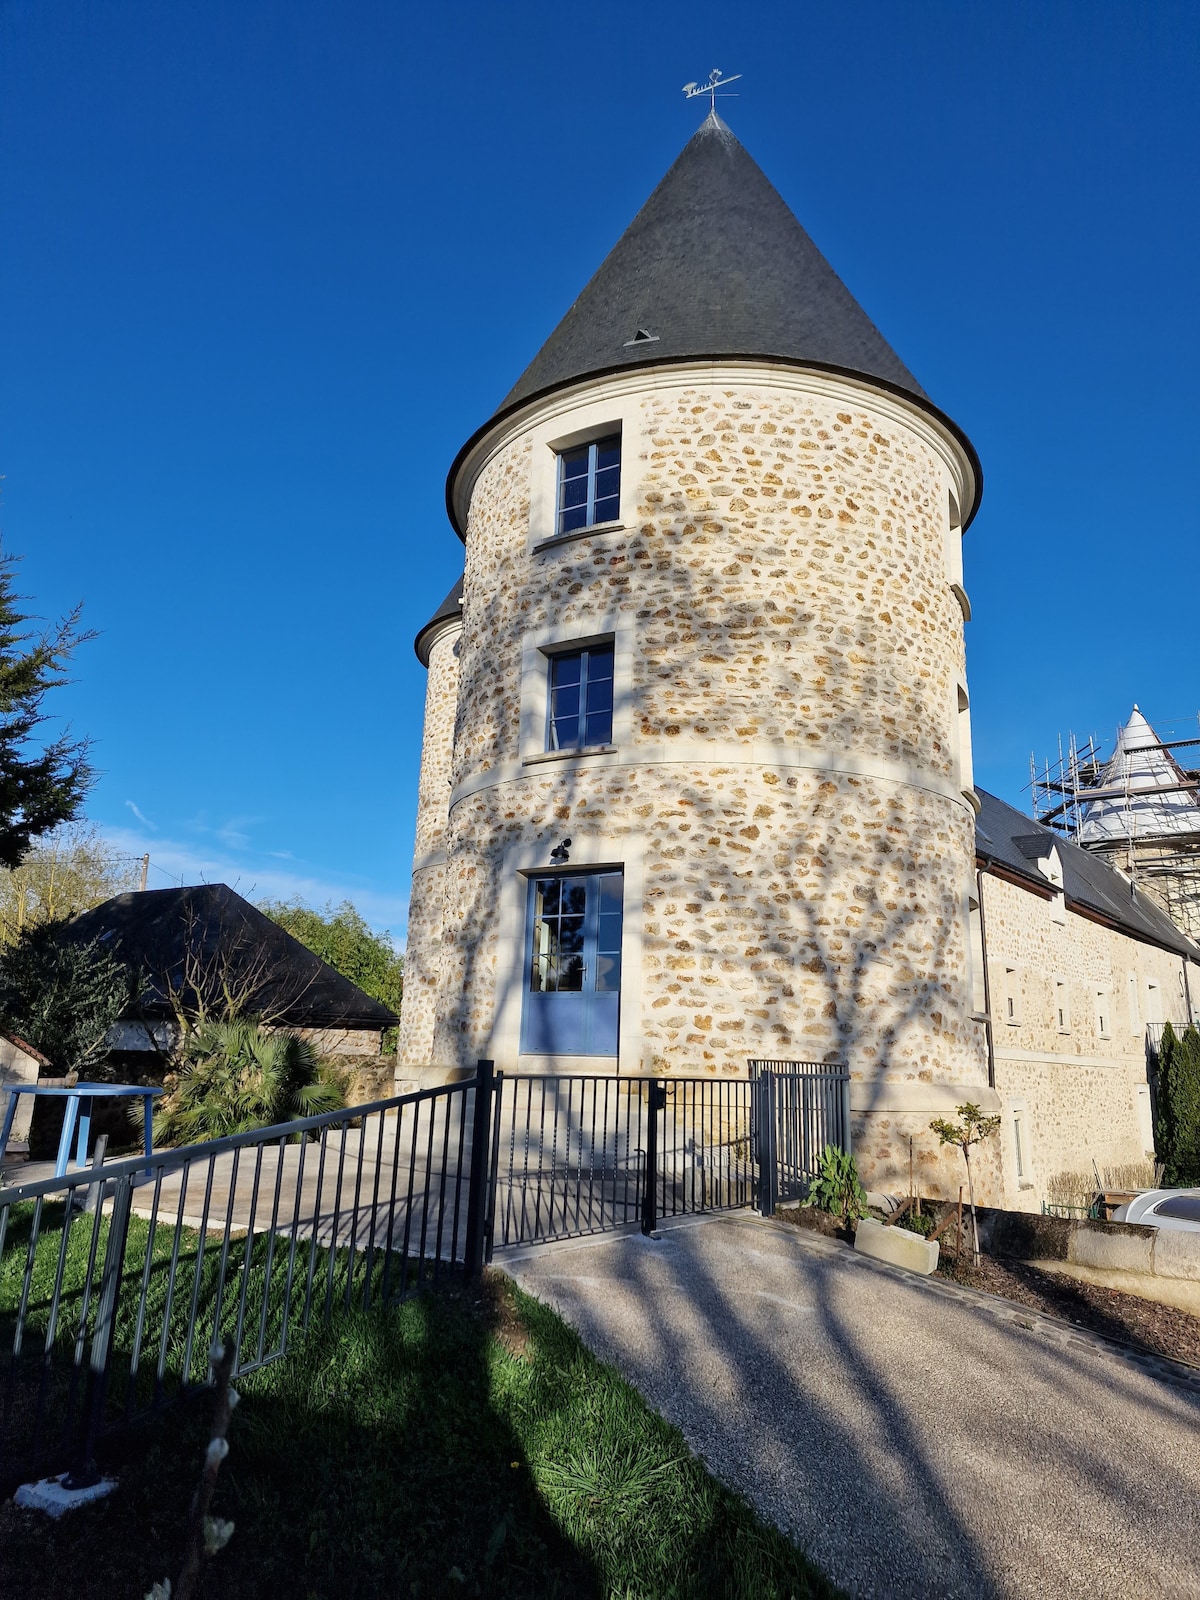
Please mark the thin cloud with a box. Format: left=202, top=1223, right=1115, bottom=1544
left=124, top=800, right=156, bottom=830
left=99, top=824, right=409, bottom=939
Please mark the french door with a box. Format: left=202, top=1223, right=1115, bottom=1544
left=520, top=871, right=623, bottom=1057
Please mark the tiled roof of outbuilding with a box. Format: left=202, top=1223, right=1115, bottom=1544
left=66, top=884, right=398, bottom=1031
left=975, top=788, right=1199, bottom=959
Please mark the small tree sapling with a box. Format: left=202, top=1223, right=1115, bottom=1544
left=929, top=1102, right=1001, bottom=1266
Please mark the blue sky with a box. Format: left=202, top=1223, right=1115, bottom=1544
left=1, top=1, right=1197, bottom=937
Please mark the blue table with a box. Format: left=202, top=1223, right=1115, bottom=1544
left=0, top=1082, right=164, bottom=1179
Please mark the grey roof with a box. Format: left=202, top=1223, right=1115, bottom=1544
left=414, top=576, right=464, bottom=665
left=66, top=884, right=398, bottom=1031
left=500, top=112, right=928, bottom=412
left=445, top=112, right=981, bottom=538
left=976, top=789, right=1199, bottom=959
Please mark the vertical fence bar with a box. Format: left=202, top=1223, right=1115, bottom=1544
left=757, top=1073, right=778, bottom=1217
left=464, top=1061, right=494, bottom=1279
left=641, top=1081, right=663, bottom=1236
left=64, top=1174, right=133, bottom=1489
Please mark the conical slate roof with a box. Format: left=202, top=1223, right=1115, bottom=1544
left=414, top=576, right=464, bottom=666
left=500, top=111, right=927, bottom=413
left=1079, top=708, right=1200, bottom=847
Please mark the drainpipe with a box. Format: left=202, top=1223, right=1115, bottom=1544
left=1183, top=957, right=1194, bottom=1028
left=976, top=867, right=996, bottom=1090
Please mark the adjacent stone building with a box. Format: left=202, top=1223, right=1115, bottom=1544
left=399, top=113, right=1199, bottom=1208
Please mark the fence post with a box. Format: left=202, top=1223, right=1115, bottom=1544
left=64, top=1172, right=133, bottom=1490
left=641, top=1081, right=666, bottom=1236
left=757, top=1074, right=778, bottom=1218
left=839, top=1069, right=852, bottom=1156
left=464, top=1060, right=494, bottom=1279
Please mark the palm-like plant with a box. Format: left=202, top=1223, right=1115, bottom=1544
left=154, top=1020, right=345, bottom=1146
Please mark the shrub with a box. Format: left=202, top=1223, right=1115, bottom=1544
left=154, top=1020, right=345, bottom=1146
left=1154, top=1022, right=1200, bottom=1185
left=0, top=919, right=133, bottom=1073
left=806, top=1144, right=868, bottom=1222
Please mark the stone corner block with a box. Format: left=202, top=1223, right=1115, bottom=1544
left=854, top=1216, right=940, bottom=1275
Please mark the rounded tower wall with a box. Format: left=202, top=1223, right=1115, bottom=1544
left=397, top=618, right=460, bottom=1068
left=433, top=366, right=988, bottom=1195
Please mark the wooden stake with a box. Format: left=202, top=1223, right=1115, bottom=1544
left=956, top=1184, right=963, bottom=1262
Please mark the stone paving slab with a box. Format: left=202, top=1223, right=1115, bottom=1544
left=500, top=1211, right=1200, bottom=1600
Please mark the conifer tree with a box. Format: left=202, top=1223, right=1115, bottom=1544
left=1155, top=1021, right=1200, bottom=1185
left=0, top=553, right=93, bottom=869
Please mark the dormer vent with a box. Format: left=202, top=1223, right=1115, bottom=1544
left=623, top=328, right=660, bottom=347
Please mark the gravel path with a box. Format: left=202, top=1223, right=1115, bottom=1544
left=500, top=1211, right=1200, bottom=1600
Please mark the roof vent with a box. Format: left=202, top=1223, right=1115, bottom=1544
left=623, top=328, right=660, bottom=346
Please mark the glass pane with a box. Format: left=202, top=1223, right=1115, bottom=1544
left=597, top=913, right=622, bottom=953
left=558, top=503, right=588, bottom=535
left=562, top=882, right=588, bottom=917
left=592, top=491, right=620, bottom=525
left=559, top=474, right=588, bottom=509
left=552, top=683, right=581, bottom=720
left=539, top=879, right=560, bottom=916
left=550, top=711, right=579, bottom=750
left=584, top=675, right=613, bottom=714
left=551, top=653, right=582, bottom=688
left=585, top=645, right=613, bottom=680
left=597, top=874, right=623, bottom=916
left=594, top=436, right=621, bottom=469
left=594, top=953, right=621, bottom=993
left=559, top=446, right=590, bottom=478
left=584, top=709, right=613, bottom=746
left=593, top=463, right=620, bottom=498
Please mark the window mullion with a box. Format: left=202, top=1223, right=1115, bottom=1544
left=586, top=441, right=597, bottom=527
left=578, top=649, right=589, bottom=746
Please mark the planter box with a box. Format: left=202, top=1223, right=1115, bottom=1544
left=854, top=1216, right=940, bottom=1275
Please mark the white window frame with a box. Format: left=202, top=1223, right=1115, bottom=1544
left=1128, top=972, right=1141, bottom=1036
left=527, top=398, right=636, bottom=550
left=519, top=614, right=634, bottom=767
left=1054, top=976, right=1071, bottom=1035
left=544, top=640, right=616, bottom=753
left=1010, top=1099, right=1034, bottom=1189
left=1004, top=967, right=1020, bottom=1026
left=1095, top=987, right=1111, bottom=1040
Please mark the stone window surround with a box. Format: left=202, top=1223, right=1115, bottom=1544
left=1054, top=975, right=1071, bottom=1034
left=487, top=832, right=647, bottom=1072
left=518, top=612, right=636, bottom=767
left=1007, top=1096, right=1035, bottom=1190
left=525, top=397, right=637, bottom=551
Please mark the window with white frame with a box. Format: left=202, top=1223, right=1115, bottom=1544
left=1146, top=980, right=1162, bottom=1026
left=556, top=434, right=621, bottom=536
left=1095, top=988, right=1111, bottom=1039
left=1128, top=972, right=1140, bottom=1035
left=1004, top=967, right=1019, bottom=1025
left=546, top=643, right=614, bottom=751
left=1012, top=1104, right=1033, bottom=1186
left=1055, top=977, right=1070, bottom=1033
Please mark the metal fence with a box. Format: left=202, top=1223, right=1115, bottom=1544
left=0, top=1078, right=478, bottom=1493
left=487, top=1068, right=803, bottom=1250
left=749, top=1060, right=851, bottom=1213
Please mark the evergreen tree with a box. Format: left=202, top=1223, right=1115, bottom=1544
left=0, top=554, right=94, bottom=869
left=1155, top=1021, right=1200, bottom=1185
left=0, top=921, right=133, bottom=1074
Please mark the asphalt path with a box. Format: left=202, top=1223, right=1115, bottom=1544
left=500, top=1211, right=1200, bottom=1599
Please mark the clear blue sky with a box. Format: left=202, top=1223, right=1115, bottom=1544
left=2, top=1, right=1197, bottom=937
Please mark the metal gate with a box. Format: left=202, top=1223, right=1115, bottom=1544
left=483, top=1059, right=850, bottom=1253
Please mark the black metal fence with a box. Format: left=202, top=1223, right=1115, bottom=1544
left=0, top=1079, right=477, bottom=1492
left=0, top=1056, right=851, bottom=1489
left=486, top=1071, right=757, bottom=1249
left=749, top=1060, right=851, bottom=1214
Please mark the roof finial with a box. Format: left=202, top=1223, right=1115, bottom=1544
left=682, top=67, right=742, bottom=116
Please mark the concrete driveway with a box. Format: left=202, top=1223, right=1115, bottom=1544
left=500, top=1211, right=1200, bottom=1600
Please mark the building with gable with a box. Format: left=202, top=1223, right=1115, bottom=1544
left=399, top=113, right=1198, bottom=1208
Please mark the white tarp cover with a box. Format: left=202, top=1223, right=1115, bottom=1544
left=1078, top=706, right=1200, bottom=845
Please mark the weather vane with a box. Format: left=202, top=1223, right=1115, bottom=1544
left=682, top=68, right=742, bottom=114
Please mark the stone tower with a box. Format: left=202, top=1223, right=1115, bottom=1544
left=399, top=114, right=988, bottom=1194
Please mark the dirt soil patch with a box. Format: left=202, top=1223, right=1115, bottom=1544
left=938, top=1248, right=1200, bottom=1368
left=776, top=1205, right=1200, bottom=1369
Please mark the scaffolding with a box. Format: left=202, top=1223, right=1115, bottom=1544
left=1030, top=709, right=1200, bottom=940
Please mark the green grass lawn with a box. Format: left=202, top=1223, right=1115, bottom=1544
left=0, top=1271, right=841, bottom=1599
